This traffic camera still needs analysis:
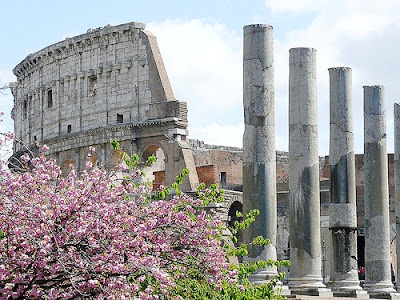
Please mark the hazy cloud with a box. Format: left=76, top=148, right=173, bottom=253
left=147, top=19, right=243, bottom=147
left=265, top=0, right=329, bottom=13
left=0, top=70, right=15, bottom=133
left=267, top=0, right=400, bottom=154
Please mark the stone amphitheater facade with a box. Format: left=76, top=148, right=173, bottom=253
left=10, top=21, right=199, bottom=190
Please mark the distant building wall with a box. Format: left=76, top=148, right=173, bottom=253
left=189, top=139, right=397, bottom=279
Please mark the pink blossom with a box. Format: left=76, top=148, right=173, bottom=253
left=0, top=137, right=231, bottom=298
left=20, top=154, right=30, bottom=163
left=41, top=144, right=49, bottom=153
left=5, top=132, right=14, bottom=141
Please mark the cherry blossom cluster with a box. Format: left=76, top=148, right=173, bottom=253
left=0, top=137, right=234, bottom=299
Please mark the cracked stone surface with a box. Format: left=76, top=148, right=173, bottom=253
left=242, top=24, right=277, bottom=281
left=327, top=67, right=361, bottom=293
left=363, top=85, right=395, bottom=294
left=394, top=103, right=400, bottom=291
left=288, top=47, right=325, bottom=292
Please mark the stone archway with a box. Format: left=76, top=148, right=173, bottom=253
left=61, top=158, right=74, bottom=176
left=85, top=152, right=98, bottom=169
left=137, top=135, right=199, bottom=192
left=142, top=144, right=166, bottom=189
left=228, top=200, right=243, bottom=246
left=109, top=150, right=123, bottom=170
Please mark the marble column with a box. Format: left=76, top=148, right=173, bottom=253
left=328, top=67, right=364, bottom=296
left=242, top=24, right=277, bottom=283
left=363, top=85, right=395, bottom=296
left=395, top=103, right=400, bottom=291
left=288, top=48, right=328, bottom=295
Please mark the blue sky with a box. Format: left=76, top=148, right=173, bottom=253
left=1, top=0, right=400, bottom=155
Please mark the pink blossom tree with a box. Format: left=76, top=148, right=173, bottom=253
left=0, top=138, right=234, bottom=299
left=0, top=119, right=288, bottom=299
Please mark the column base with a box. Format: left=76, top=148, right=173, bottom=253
left=328, top=278, right=364, bottom=297
left=332, top=289, right=369, bottom=299
left=364, top=281, right=396, bottom=299
left=249, top=269, right=279, bottom=285
left=288, top=276, right=331, bottom=296
left=280, top=285, right=291, bottom=296
left=365, top=292, right=400, bottom=300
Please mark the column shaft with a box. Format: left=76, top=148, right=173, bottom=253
left=328, top=67, right=361, bottom=294
left=242, top=24, right=277, bottom=283
left=363, top=85, right=395, bottom=295
left=288, top=47, right=325, bottom=292
left=395, top=103, right=400, bottom=291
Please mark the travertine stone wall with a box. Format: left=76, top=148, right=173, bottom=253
left=10, top=22, right=199, bottom=190
left=11, top=22, right=178, bottom=152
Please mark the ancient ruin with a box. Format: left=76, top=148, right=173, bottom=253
left=328, top=67, right=363, bottom=296
left=242, top=24, right=278, bottom=282
left=395, top=102, right=400, bottom=291
left=10, top=22, right=198, bottom=190
left=288, top=47, right=329, bottom=295
left=9, top=20, right=400, bottom=298
left=363, top=86, right=396, bottom=296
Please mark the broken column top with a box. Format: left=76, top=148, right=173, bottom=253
left=243, top=24, right=273, bottom=34
left=328, top=66, right=352, bottom=71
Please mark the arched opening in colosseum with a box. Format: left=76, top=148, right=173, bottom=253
left=85, top=152, right=99, bottom=169
left=109, top=150, right=123, bottom=170
left=142, top=145, right=166, bottom=189
left=61, top=158, right=74, bottom=176
left=228, top=201, right=243, bottom=246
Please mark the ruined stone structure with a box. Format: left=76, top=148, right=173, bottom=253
left=328, top=67, right=363, bottom=296
left=11, top=20, right=400, bottom=298
left=10, top=22, right=199, bottom=190
left=394, top=102, right=400, bottom=291
left=363, top=86, right=396, bottom=296
left=242, top=24, right=278, bottom=283
left=189, top=139, right=399, bottom=276
left=288, top=47, right=328, bottom=295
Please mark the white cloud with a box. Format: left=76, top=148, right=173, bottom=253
left=147, top=19, right=243, bottom=146
left=0, top=70, right=16, bottom=85
left=148, top=6, right=400, bottom=154
left=268, top=0, right=400, bottom=154
left=0, top=70, right=15, bottom=134
left=191, top=123, right=244, bottom=148
left=265, top=0, right=329, bottom=13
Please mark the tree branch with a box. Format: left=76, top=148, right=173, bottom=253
left=0, top=84, right=9, bottom=95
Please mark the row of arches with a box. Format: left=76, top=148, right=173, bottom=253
left=59, top=144, right=167, bottom=184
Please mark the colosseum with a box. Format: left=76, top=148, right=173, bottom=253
left=10, top=22, right=199, bottom=190
left=9, top=21, right=399, bottom=282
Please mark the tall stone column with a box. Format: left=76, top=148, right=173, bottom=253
left=395, top=103, right=400, bottom=291
left=288, top=48, right=327, bottom=295
left=363, top=85, right=395, bottom=296
left=328, top=67, right=363, bottom=296
left=242, top=24, right=277, bottom=283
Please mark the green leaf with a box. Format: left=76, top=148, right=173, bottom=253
left=110, top=139, right=120, bottom=151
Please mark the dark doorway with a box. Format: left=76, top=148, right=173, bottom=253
left=357, top=235, right=365, bottom=268
left=220, top=172, right=226, bottom=188
left=228, top=201, right=243, bottom=246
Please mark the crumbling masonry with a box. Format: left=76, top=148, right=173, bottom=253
left=10, top=21, right=400, bottom=298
